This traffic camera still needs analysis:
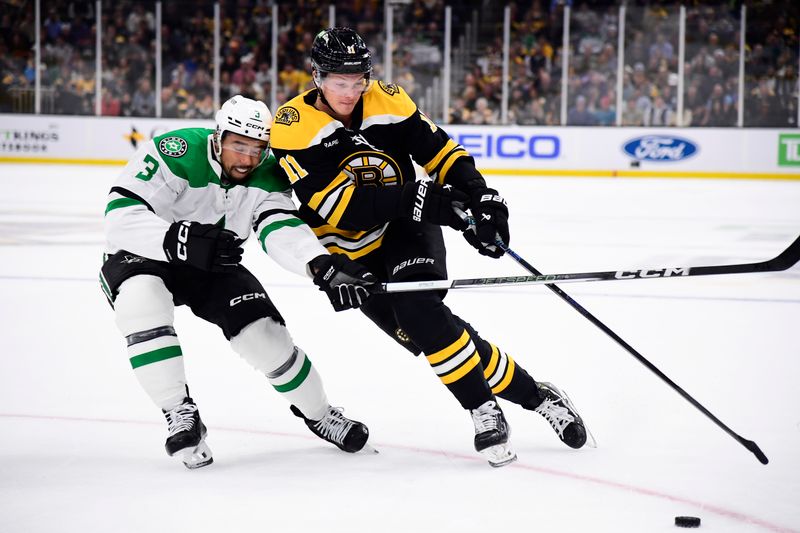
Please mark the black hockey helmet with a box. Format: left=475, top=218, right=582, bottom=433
left=311, top=27, right=372, bottom=78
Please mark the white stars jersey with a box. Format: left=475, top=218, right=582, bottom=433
left=103, top=127, right=326, bottom=277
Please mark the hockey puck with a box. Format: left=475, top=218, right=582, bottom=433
left=675, top=516, right=701, bottom=528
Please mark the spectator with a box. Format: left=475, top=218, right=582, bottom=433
left=622, top=97, right=644, bottom=126
left=593, top=94, right=616, bottom=125
left=568, top=94, right=598, bottom=125
left=131, top=78, right=155, bottom=117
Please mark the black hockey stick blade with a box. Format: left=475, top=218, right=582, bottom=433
left=741, top=438, right=769, bottom=465
left=496, top=240, right=770, bottom=465
left=379, top=233, right=800, bottom=294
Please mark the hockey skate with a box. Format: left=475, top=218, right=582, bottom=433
left=290, top=405, right=370, bottom=453
left=163, top=398, right=213, bottom=469
left=471, top=400, right=517, bottom=467
left=525, top=382, right=594, bottom=449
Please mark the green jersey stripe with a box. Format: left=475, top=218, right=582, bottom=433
left=105, top=197, right=144, bottom=215
left=272, top=354, right=312, bottom=392
left=259, top=218, right=306, bottom=252
left=130, top=345, right=183, bottom=369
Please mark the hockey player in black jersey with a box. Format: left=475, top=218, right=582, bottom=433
left=270, top=27, right=588, bottom=467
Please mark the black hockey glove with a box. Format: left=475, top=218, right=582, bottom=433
left=463, top=187, right=509, bottom=258
left=163, top=221, right=244, bottom=273
left=399, top=179, right=469, bottom=230
left=309, top=254, right=378, bottom=312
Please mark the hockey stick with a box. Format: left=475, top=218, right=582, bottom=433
left=379, top=233, right=800, bottom=293
left=497, top=240, right=769, bottom=465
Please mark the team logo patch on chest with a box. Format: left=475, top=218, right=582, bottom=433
left=275, top=106, right=300, bottom=125
left=158, top=137, right=188, bottom=157
left=340, top=150, right=403, bottom=187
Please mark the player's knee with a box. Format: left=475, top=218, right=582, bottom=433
left=230, top=317, right=295, bottom=374
left=114, top=275, right=175, bottom=337
left=392, top=291, right=448, bottom=337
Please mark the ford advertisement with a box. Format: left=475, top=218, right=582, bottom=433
left=622, top=135, right=699, bottom=162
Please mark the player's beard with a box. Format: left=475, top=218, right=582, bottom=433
left=224, top=163, right=254, bottom=181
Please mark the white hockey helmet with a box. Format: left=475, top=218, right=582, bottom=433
left=213, top=95, right=272, bottom=158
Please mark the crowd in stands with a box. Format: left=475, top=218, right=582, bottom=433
left=1, top=0, right=796, bottom=129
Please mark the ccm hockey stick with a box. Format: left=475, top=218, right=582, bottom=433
left=496, top=239, right=769, bottom=465
left=379, top=233, right=800, bottom=293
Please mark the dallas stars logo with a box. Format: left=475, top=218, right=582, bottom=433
left=158, top=136, right=188, bottom=157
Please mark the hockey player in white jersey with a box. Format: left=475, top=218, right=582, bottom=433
left=100, top=95, right=377, bottom=469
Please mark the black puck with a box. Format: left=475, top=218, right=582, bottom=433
left=675, top=516, right=701, bottom=528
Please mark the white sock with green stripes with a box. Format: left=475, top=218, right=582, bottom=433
left=128, top=327, right=187, bottom=410
left=231, top=318, right=328, bottom=421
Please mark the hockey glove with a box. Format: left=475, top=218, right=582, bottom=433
left=163, top=221, right=244, bottom=273
left=463, top=188, right=509, bottom=258
left=310, top=254, right=378, bottom=312
left=400, top=179, right=469, bottom=230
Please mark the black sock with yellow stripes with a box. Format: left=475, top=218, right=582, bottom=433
left=454, top=316, right=540, bottom=406
left=423, top=328, right=494, bottom=410
left=391, top=292, right=493, bottom=410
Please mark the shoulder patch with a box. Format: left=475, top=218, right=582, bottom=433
left=158, top=136, right=188, bottom=158
left=275, top=106, right=300, bottom=126
left=378, top=81, right=399, bottom=96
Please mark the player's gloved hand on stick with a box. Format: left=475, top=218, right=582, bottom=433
left=463, top=187, right=509, bottom=258
left=163, top=221, right=244, bottom=273
left=399, top=178, right=469, bottom=230
left=309, top=254, right=378, bottom=312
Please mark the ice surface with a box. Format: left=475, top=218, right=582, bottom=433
left=1, top=163, right=798, bottom=532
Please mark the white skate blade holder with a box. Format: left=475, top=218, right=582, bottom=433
left=482, top=442, right=518, bottom=468
left=177, top=440, right=214, bottom=470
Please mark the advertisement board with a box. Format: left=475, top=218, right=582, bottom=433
left=1, top=114, right=798, bottom=179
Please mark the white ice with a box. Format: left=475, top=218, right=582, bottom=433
left=1, top=163, right=798, bottom=533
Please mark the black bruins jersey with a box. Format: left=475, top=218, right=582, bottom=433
left=270, top=81, right=481, bottom=259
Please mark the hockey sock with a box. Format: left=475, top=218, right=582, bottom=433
left=455, top=317, right=540, bottom=406
left=265, top=347, right=328, bottom=421
left=392, top=292, right=492, bottom=409
left=230, top=318, right=328, bottom=421
left=424, top=329, right=493, bottom=409
left=127, top=325, right=187, bottom=410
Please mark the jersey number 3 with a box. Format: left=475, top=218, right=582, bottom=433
left=135, top=154, right=160, bottom=181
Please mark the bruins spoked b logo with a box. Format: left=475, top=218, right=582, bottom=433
left=340, top=151, right=402, bottom=188
left=158, top=136, right=188, bottom=157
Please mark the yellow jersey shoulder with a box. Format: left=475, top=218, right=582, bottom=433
left=362, top=80, right=418, bottom=125
left=271, top=90, right=337, bottom=151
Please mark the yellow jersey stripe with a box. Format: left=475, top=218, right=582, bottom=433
left=323, top=235, right=385, bottom=259
left=327, top=185, right=355, bottom=227
left=423, top=139, right=459, bottom=176
left=426, top=329, right=470, bottom=365
left=439, top=151, right=469, bottom=183
left=491, top=356, right=516, bottom=394
left=308, top=171, right=349, bottom=210
left=441, top=353, right=481, bottom=385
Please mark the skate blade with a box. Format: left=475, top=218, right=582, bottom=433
left=481, top=442, right=518, bottom=468
left=178, top=440, right=214, bottom=470
left=358, top=443, right=379, bottom=454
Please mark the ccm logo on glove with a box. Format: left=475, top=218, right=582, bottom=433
left=176, top=221, right=191, bottom=260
